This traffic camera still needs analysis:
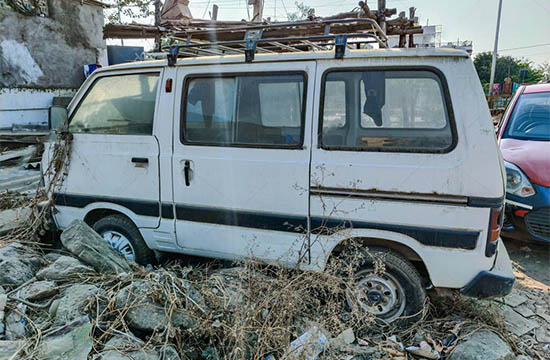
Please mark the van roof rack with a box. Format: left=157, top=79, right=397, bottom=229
left=163, top=18, right=388, bottom=65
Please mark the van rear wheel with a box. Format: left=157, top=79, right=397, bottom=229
left=346, top=247, right=425, bottom=325
left=92, top=215, right=154, bottom=265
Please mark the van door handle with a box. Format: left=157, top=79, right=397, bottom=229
left=184, top=160, right=191, bottom=186
left=131, top=157, right=148, bottom=166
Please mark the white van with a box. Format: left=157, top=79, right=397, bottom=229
left=43, top=40, right=514, bottom=322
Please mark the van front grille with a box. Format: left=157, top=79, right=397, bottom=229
left=525, top=207, right=550, bottom=240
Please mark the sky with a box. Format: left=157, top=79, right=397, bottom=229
left=111, top=0, right=550, bottom=65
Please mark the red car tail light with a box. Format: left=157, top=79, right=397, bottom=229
left=486, top=206, right=503, bottom=257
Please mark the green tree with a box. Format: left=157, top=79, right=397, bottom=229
left=105, top=0, right=154, bottom=24
left=473, top=52, right=543, bottom=85
left=287, top=2, right=315, bottom=21
left=540, top=61, right=550, bottom=83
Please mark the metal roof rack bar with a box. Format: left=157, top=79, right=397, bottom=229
left=172, top=18, right=387, bottom=42
left=163, top=18, right=388, bottom=64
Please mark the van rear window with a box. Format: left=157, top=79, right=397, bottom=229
left=182, top=73, right=305, bottom=148
left=320, top=69, right=455, bottom=152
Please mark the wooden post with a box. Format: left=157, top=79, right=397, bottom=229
left=408, top=7, right=415, bottom=48
left=399, top=34, right=406, bottom=48
left=252, top=0, right=264, bottom=22
left=377, top=0, right=386, bottom=33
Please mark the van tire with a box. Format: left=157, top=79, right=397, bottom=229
left=92, top=215, right=154, bottom=266
left=346, top=247, right=425, bottom=326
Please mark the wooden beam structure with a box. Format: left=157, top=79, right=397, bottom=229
left=103, top=0, right=423, bottom=51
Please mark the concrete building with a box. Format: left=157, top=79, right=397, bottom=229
left=0, top=0, right=109, bottom=130
left=388, top=25, right=472, bottom=54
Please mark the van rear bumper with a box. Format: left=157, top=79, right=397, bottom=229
left=460, top=240, right=515, bottom=298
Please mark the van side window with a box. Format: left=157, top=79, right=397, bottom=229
left=321, top=70, right=454, bottom=152
left=183, top=73, right=305, bottom=147
left=69, top=73, right=159, bottom=135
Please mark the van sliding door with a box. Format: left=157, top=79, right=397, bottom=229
left=172, top=61, right=316, bottom=267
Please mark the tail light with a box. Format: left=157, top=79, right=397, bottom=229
left=486, top=205, right=503, bottom=257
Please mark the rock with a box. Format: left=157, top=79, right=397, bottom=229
left=514, top=305, right=535, bottom=318
left=534, top=305, right=550, bottom=324
left=0, top=294, right=7, bottom=334
left=5, top=304, right=27, bottom=340
left=54, top=284, right=102, bottom=326
left=37, top=316, right=92, bottom=360
left=500, top=305, right=538, bottom=337
left=503, top=291, right=528, bottom=308
left=0, top=208, right=31, bottom=236
left=0, top=340, right=24, bottom=360
left=449, top=330, right=514, bottom=360
left=60, top=220, right=132, bottom=273
left=208, top=267, right=268, bottom=310
left=0, top=243, right=43, bottom=286
left=515, top=355, right=532, bottom=360
left=413, top=330, right=426, bottom=344
left=331, top=328, right=355, bottom=350
left=96, top=335, right=181, bottom=360
left=96, top=334, right=157, bottom=360
left=0, top=310, right=4, bottom=335
left=17, top=280, right=58, bottom=301
left=332, top=344, right=378, bottom=358
left=535, top=326, right=550, bottom=343
left=159, top=345, right=181, bottom=360
left=36, top=256, right=95, bottom=280
left=44, top=252, right=63, bottom=262
left=115, top=281, right=195, bottom=332
left=201, top=346, right=221, bottom=360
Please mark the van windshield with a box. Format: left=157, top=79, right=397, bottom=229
left=503, top=92, right=550, bottom=141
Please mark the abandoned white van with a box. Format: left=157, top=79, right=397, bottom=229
left=43, top=25, right=515, bottom=323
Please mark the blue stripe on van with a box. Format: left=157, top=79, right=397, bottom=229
left=53, top=193, right=160, bottom=217
left=53, top=193, right=479, bottom=249
left=309, top=217, right=479, bottom=249
left=175, top=204, right=308, bottom=233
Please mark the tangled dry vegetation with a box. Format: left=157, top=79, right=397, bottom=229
left=1, top=239, right=526, bottom=360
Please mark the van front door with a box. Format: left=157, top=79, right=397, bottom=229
left=172, top=61, right=315, bottom=266
left=54, top=70, right=162, bottom=230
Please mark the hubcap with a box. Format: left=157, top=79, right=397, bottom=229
left=347, top=270, right=406, bottom=323
left=101, top=231, right=135, bottom=262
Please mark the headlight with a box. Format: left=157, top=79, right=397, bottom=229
left=505, top=161, right=535, bottom=197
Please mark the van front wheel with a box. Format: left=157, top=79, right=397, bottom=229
left=92, top=215, right=154, bottom=265
left=346, top=247, right=425, bottom=325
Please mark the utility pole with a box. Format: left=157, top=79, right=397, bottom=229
left=154, top=0, right=161, bottom=51
left=117, top=0, right=124, bottom=46
left=211, top=4, right=218, bottom=21
left=489, top=0, right=503, bottom=95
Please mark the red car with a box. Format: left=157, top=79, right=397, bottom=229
left=497, top=83, right=550, bottom=243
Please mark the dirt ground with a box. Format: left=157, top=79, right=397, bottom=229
left=504, top=237, right=550, bottom=293
left=501, top=236, right=550, bottom=357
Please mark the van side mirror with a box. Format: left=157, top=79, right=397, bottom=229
left=48, top=96, right=72, bottom=131
left=48, top=105, right=68, bottom=131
